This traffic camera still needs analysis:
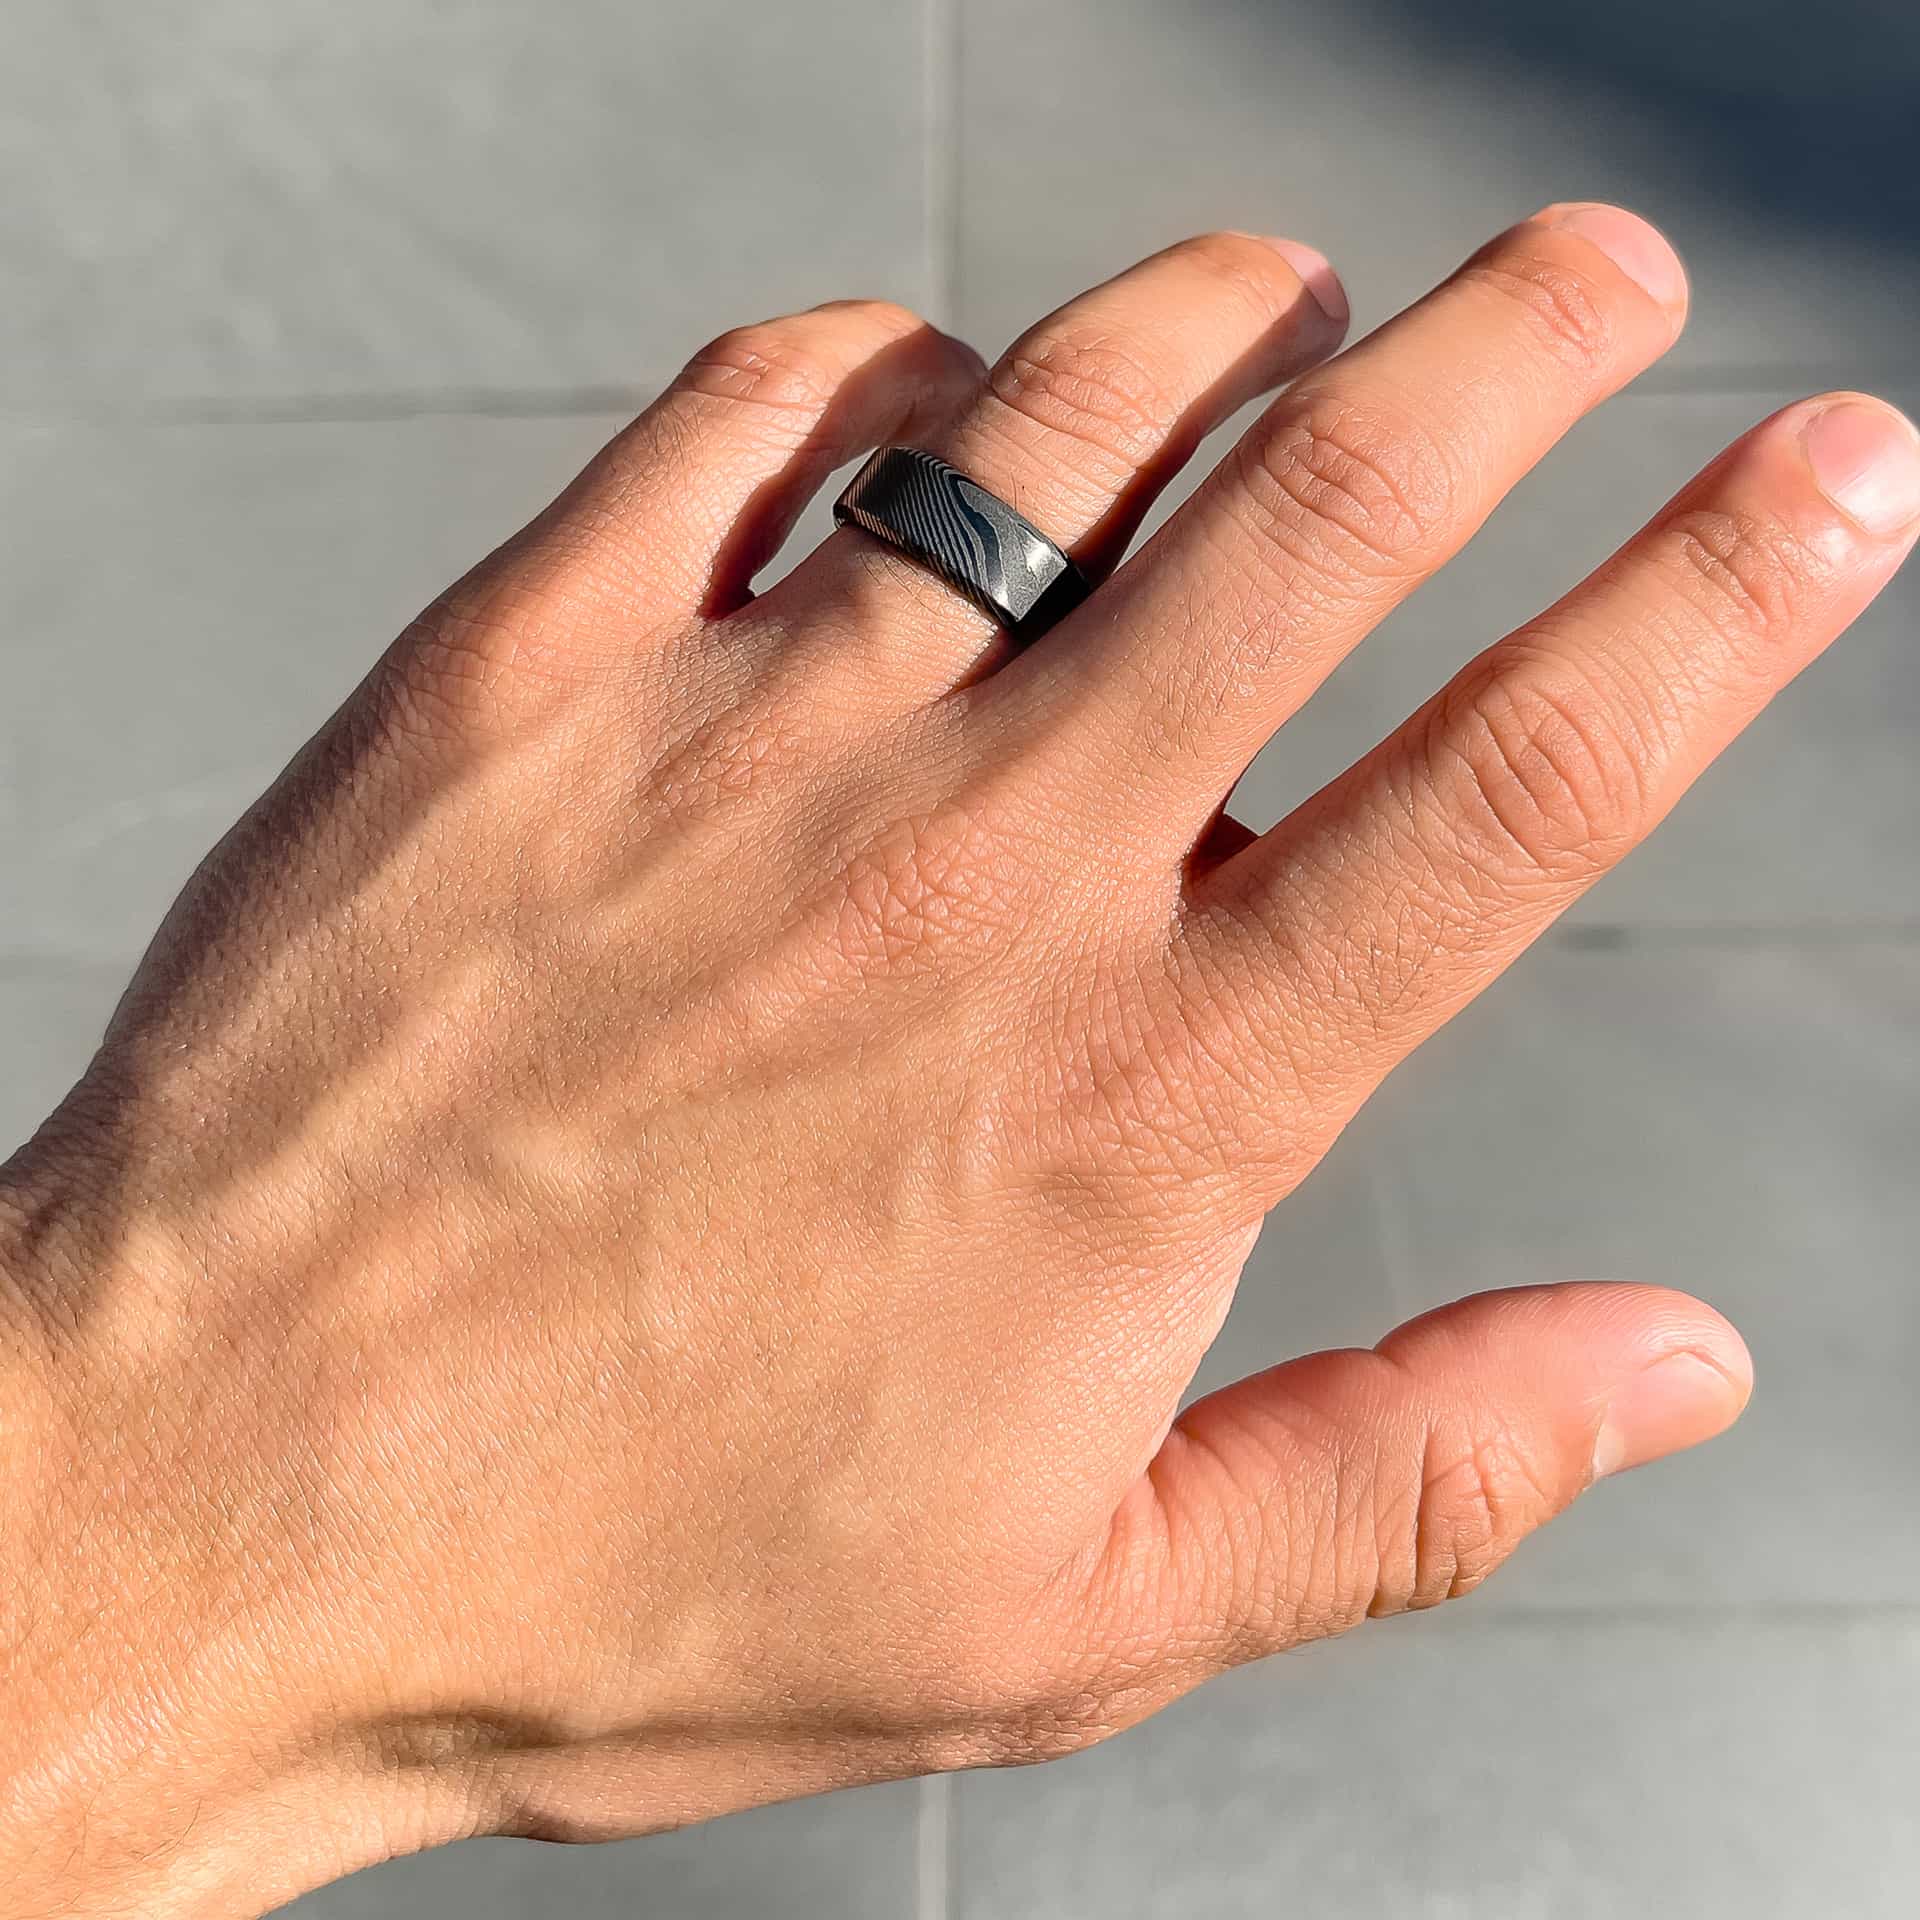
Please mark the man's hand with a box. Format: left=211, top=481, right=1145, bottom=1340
left=3, top=205, right=1913, bottom=1915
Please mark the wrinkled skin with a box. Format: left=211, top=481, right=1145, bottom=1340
left=1, top=205, right=1914, bottom=1915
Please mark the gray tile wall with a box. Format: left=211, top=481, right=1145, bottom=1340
left=4, top=3, right=1913, bottom=1915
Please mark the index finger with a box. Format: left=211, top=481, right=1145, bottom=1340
left=1187, top=390, right=1920, bottom=1171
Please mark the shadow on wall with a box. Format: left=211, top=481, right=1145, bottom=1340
left=1300, top=0, right=1920, bottom=253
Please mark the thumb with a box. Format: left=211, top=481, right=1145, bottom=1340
left=1110, top=1282, right=1750, bottom=1671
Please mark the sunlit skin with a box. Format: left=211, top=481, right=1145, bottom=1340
left=1, top=204, right=1915, bottom=1915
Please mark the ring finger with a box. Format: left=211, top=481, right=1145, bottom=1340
left=772, top=231, right=1349, bottom=692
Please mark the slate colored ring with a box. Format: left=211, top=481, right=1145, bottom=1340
left=832, top=446, right=1091, bottom=646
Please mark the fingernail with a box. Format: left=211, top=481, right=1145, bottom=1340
left=1538, top=202, right=1687, bottom=314
left=1802, top=399, right=1920, bottom=536
left=1592, top=1346, right=1751, bottom=1481
left=1264, top=238, right=1350, bottom=332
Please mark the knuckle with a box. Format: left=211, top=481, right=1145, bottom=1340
left=820, top=800, right=1024, bottom=976
left=675, top=308, right=906, bottom=417
left=1458, top=247, right=1616, bottom=374
left=1427, top=658, right=1645, bottom=880
left=1372, top=1418, right=1555, bottom=1614
left=1231, top=394, right=1459, bottom=589
left=650, top=692, right=809, bottom=836
left=380, top=587, right=551, bottom=746
left=990, top=329, right=1178, bottom=469
left=1155, top=1382, right=1363, bottom=1657
left=1654, top=505, right=1805, bottom=651
left=379, top=552, right=616, bottom=747
left=1169, top=228, right=1317, bottom=318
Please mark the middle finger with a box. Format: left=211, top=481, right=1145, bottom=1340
left=985, top=203, right=1690, bottom=848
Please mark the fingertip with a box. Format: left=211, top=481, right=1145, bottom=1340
left=1532, top=200, right=1690, bottom=323
left=1260, top=237, right=1350, bottom=334
left=1796, top=393, right=1920, bottom=538
left=940, top=324, right=993, bottom=388
left=1589, top=1290, right=1753, bottom=1481
left=1376, top=1279, right=1752, bottom=1485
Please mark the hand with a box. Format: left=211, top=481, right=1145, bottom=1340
left=3, top=204, right=1913, bottom=1916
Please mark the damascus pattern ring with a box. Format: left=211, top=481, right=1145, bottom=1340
left=833, top=446, right=1091, bottom=646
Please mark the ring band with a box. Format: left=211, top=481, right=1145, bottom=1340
left=833, top=446, right=1091, bottom=647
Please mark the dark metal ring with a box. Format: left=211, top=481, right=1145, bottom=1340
left=832, top=446, right=1091, bottom=647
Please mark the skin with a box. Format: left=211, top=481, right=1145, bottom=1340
left=0, top=202, right=1914, bottom=1915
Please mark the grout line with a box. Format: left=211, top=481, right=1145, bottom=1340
left=8, top=368, right=1913, bottom=437
left=923, top=0, right=962, bottom=331
left=0, top=383, right=674, bottom=431
left=916, top=1772, right=953, bottom=1920
left=1630, top=363, right=1920, bottom=397
left=1548, top=919, right=1920, bottom=950
left=1434, top=1601, right=1920, bottom=1628
left=0, top=951, right=139, bottom=983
